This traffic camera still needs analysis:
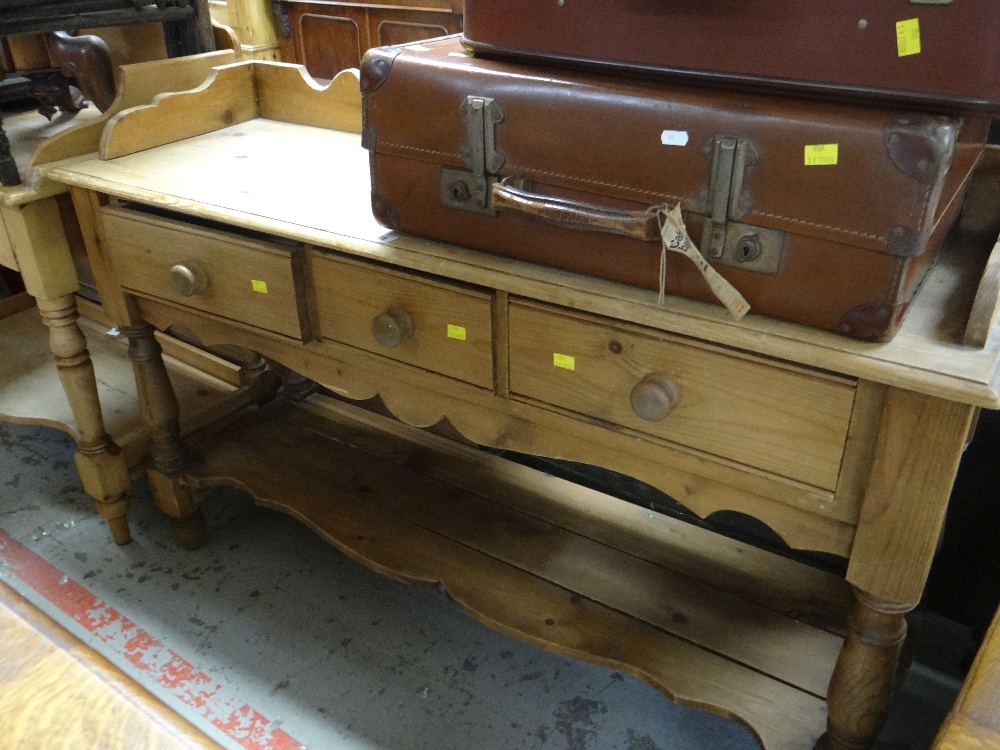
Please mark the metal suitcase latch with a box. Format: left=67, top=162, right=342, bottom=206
left=441, top=96, right=505, bottom=215
left=698, top=134, right=785, bottom=275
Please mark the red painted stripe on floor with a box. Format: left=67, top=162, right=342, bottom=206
left=0, top=528, right=305, bottom=750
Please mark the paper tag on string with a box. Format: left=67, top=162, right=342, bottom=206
left=657, top=205, right=750, bottom=320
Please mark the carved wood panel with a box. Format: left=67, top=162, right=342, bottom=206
left=273, top=1, right=462, bottom=80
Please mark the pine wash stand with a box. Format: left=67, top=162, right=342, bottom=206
left=50, top=60, right=1000, bottom=750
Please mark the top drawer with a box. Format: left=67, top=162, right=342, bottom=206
left=508, top=301, right=856, bottom=490
left=313, top=253, right=494, bottom=388
left=100, top=207, right=309, bottom=340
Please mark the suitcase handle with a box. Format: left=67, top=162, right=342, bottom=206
left=491, top=178, right=661, bottom=241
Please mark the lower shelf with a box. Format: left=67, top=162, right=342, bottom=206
left=188, top=394, right=852, bottom=750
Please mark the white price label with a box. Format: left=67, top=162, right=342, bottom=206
left=660, top=130, right=690, bottom=147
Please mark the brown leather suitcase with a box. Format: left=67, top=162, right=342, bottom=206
left=462, top=1, right=1000, bottom=113
left=362, top=37, right=989, bottom=341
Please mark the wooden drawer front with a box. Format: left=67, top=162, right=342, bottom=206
left=508, top=302, right=856, bottom=490
left=101, top=209, right=306, bottom=339
left=314, top=254, right=494, bottom=388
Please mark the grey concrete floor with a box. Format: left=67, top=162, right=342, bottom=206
left=0, top=420, right=967, bottom=750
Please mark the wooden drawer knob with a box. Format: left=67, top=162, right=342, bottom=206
left=630, top=374, right=680, bottom=421
left=169, top=261, right=209, bottom=297
left=371, top=306, right=414, bottom=348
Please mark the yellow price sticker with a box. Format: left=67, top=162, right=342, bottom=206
left=251, top=279, right=268, bottom=293
left=804, top=144, right=839, bottom=167
left=447, top=324, right=467, bottom=341
left=553, top=353, right=576, bottom=371
left=896, top=18, right=921, bottom=57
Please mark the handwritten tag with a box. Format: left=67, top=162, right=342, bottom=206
left=251, top=280, right=268, bottom=294
left=805, top=144, right=839, bottom=166
left=447, top=324, right=467, bottom=341
left=553, top=353, right=576, bottom=371
left=896, top=18, right=921, bottom=57
left=658, top=205, right=750, bottom=320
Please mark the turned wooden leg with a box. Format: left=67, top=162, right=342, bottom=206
left=38, top=297, right=131, bottom=544
left=815, top=589, right=910, bottom=750
left=238, top=352, right=282, bottom=405
left=825, top=391, right=975, bottom=750
left=169, top=502, right=207, bottom=552
left=280, top=371, right=319, bottom=402
left=267, top=359, right=318, bottom=403
left=122, top=322, right=204, bottom=550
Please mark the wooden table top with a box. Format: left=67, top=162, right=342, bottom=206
left=50, top=117, right=1000, bottom=408
left=0, top=104, right=102, bottom=205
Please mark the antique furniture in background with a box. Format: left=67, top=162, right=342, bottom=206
left=0, top=1, right=216, bottom=55
left=0, top=51, right=245, bottom=546
left=209, top=0, right=281, bottom=61
left=2, top=32, right=115, bottom=114
left=0, top=0, right=216, bottom=186
left=0, top=33, right=115, bottom=186
left=271, top=0, right=461, bottom=80
left=49, top=61, right=1000, bottom=750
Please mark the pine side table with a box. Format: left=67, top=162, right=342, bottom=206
left=50, top=60, right=1000, bottom=750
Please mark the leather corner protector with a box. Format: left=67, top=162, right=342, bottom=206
left=836, top=302, right=906, bottom=343
left=884, top=115, right=958, bottom=185
left=360, top=46, right=402, bottom=95
left=371, top=193, right=402, bottom=231
left=885, top=224, right=926, bottom=257
left=361, top=125, right=377, bottom=151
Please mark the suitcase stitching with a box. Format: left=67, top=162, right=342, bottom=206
left=381, top=143, right=457, bottom=160
left=910, top=183, right=932, bottom=230
left=752, top=211, right=885, bottom=242
left=381, top=142, right=894, bottom=243
left=506, top=167, right=896, bottom=244
left=502, top=163, right=894, bottom=243
left=379, top=142, right=684, bottom=202
left=505, top=163, right=685, bottom=203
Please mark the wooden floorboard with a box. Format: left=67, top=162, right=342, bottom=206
left=0, top=579, right=218, bottom=750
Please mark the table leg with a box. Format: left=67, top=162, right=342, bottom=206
left=38, top=296, right=131, bottom=544
left=815, top=589, right=910, bottom=750
left=269, top=360, right=318, bottom=402
left=816, top=389, right=975, bottom=749
left=122, top=322, right=204, bottom=550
